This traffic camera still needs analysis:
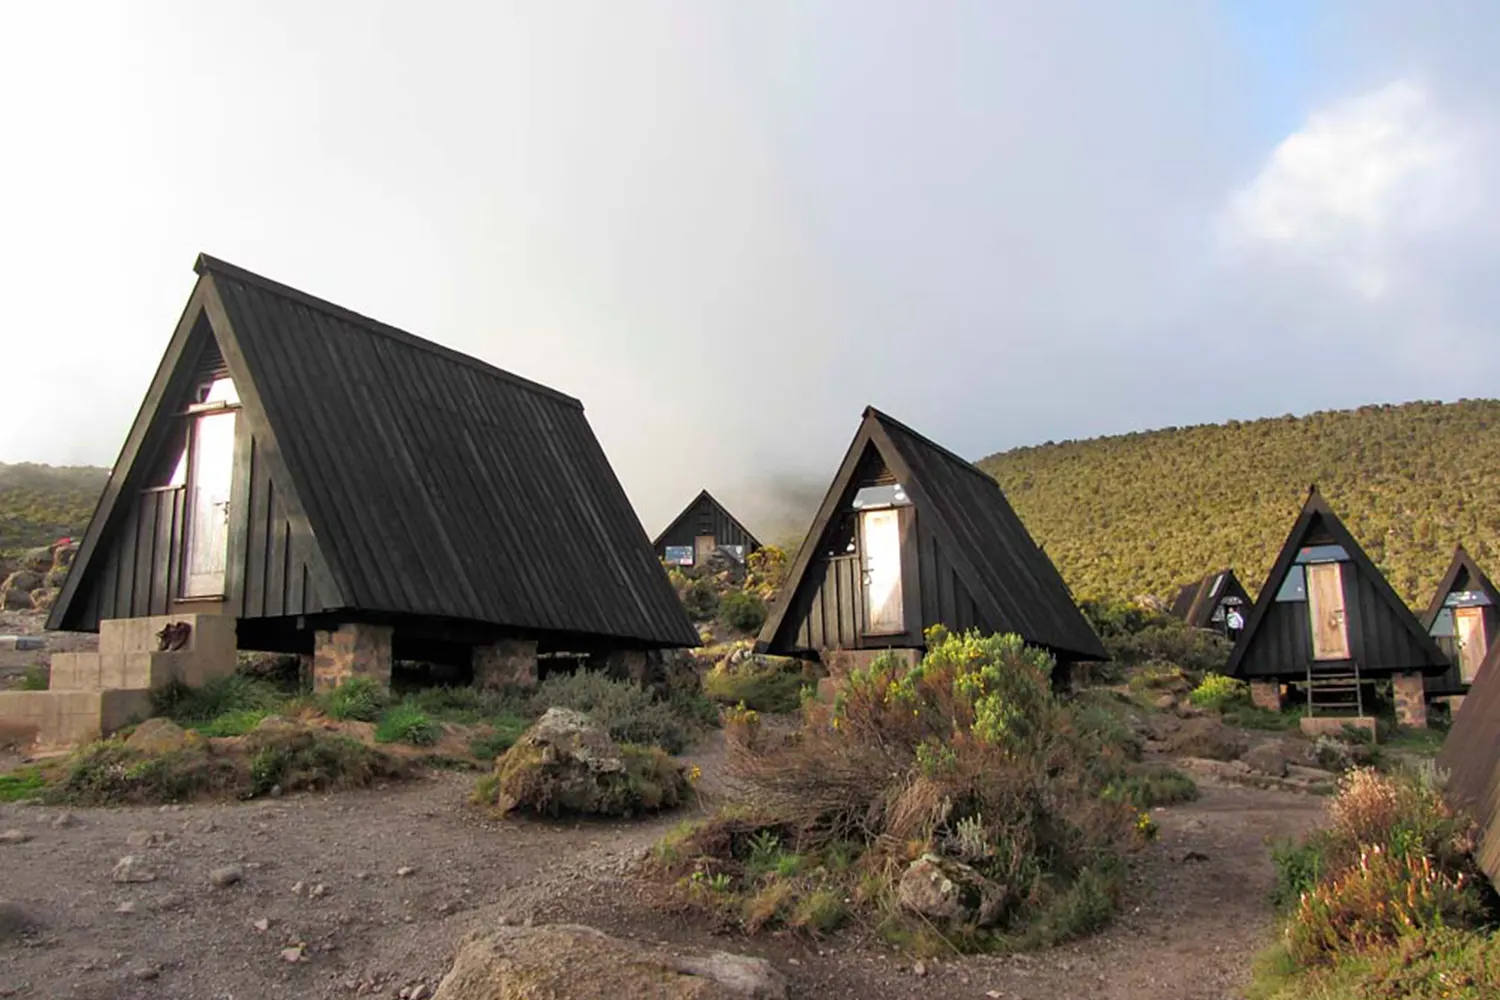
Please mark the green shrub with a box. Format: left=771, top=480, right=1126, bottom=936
left=321, top=676, right=390, bottom=722
left=244, top=726, right=406, bottom=797
left=1224, top=705, right=1301, bottom=732
left=193, top=709, right=272, bottom=737
left=374, top=703, right=441, bottom=746
left=404, top=686, right=522, bottom=724
left=1250, top=925, right=1500, bottom=1000
left=152, top=675, right=287, bottom=727
left=682, top=577, right=720, bottom=622
left=702, top=659, right=804, bottom=713
left=1271, top=837, right=1327, bottom=911
left=719, top=590, right=768, bottom=634
left=20, top=665, right=48, bottom=691
left=1190, top=673, right=1250, bottom=711
left=531, top=670, right=690, bottom=753
left=50, top=738, right=235, bottom=805
left=661, top=627, right=1145, bottom=951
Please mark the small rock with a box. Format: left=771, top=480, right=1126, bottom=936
left=280, top=945, right=305, bottom=964
left=409, top=986, right=431, bottom=1000
left=291, top=881, right=306, bottom=896
left=912, top=960, right=927, bottom=977
left=210, top=865, right=244, bottom=888
left=396, top=866, right=416, bottom=878
left=253, top=918, right=271, bottom=932
left=1181, top=850, right=1210, bottom=863
left=125, top=830, right=169, bottom=848
left=112, top=856, right=157, bottom=884
left=269, top=784, right=283, bottom=798
left=0, top=830, right=31, bottom=845
left=309, top=883, right=328, bottom=899
left=132, top=967, right=159, bottom=982
left=51, top=811, right=80, bottom=829
left=116, top=902, right=137, bottom=914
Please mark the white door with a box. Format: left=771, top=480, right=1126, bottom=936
left=860, top=509, right=904, bottom=633
left=183, top=410, right=237, bottom=598
left=1306, top=562, right=1350, bottom=660
left=1455, top=607, right=1487, bottom=684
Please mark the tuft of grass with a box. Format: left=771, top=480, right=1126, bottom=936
left=530, top=670, right=692, bottom=753
left=1102, top=766, right=1199, bottom=809
left=20, top=665, right=49, bottom=691
left=320, top=676, right=390, bottom=722
left=245, top=726, right=406, bottom=797
left=1224, top=705, right=1302, bottom=732
left=1248, top=926, right=1500, bottom=1000
left=153, top=675, right=287, bottom=728
left=193, top=709, right=272, bottom=738
left=792, top=888, right=849, bottom=934
left=467, top=712, right=532, bottom=761
left=373, top=703, right=441, bottom=747
left=403, top=686, right=523, bottom=725
left=0, top=767, right=47, bottom=801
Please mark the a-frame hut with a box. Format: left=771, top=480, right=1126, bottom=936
left=1226, top=487, right=1447, bottom=730
left=755, top=408, right=1105, bottom=681
left=1170, top=568, right=1251, bottom=638
left=1420, top=545, right=1500, bottom=707
left=1436, top=638, right=1500, bottom=890
left=40, top=255, right=696, bottom=717
left=653, top=491, right=760, bottom=568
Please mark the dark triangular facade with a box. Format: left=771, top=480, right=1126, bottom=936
left=1436, top=637, right=1500, bottom=890
left=1420, top=545, right=1500, bottom=696
left=652, top=490, right=761, bottom=567
left=1170, top=568, right=1251, bottom=631
left=1226, top=488, right=1446, bottom=680
left=756, top=408, right=1105, bottom=663
left=50, top=254, right=698, bottom=652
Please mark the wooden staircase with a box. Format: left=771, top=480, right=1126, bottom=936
left=1304, top=662, right=1365, bottom=717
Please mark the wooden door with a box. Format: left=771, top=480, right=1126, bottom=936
left=860, top=509, right=904, bottom=633
left=1455, top=607, right=1487, bottom=683
left=694, top=535, right=716, bottom=565
left=183, top=410, right=237, bottom=598
left=1306, top=562, right=1350, bottom=660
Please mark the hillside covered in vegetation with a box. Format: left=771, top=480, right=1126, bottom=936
left=0, top=462, right=108, bottom=556
left=979, top=399, right=1500, bottom=607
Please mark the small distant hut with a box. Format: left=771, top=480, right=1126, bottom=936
left=755, top=407, right=1105, bottom=682
left=1170, top=568, right=1251, bottom=639
left=653, top=491, right=761, bottom=569
left=1226, top=487, right=1447, bottom=733
left=1436, top=640, right=1500, bottom=889
left=1420, top=545, right=1500, bottom=709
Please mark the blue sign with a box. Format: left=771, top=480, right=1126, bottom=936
left=664, top=546, right=694, bottom=566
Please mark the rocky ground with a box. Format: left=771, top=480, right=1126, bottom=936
left=0, top=726, right=1327, bottom=1000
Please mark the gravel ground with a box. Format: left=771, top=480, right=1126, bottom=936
left=0, top=747, right=1327, bottom=1000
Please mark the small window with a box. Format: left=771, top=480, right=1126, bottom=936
left=1431, top=607, right=1456, bottom=638
left=1275, top=565, right=1307, bottom=602
left=1444, top=589, right=1492, bottom=608
left=1294, top=544, right=1349, bottom=564
left=192, top=377, right=240, bottom=407
left=852, top=483, right=911, bottom=510
left=664, top=546, right=694, bottom=566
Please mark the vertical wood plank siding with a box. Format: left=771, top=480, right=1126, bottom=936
left=653, top=492, right=761, bottom=557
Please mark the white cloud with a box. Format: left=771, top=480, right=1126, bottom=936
left=1221, top=79, right=1470, bottom=299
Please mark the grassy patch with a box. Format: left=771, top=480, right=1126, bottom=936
left=1248, top=927, right=1500, bottom=1000
left=192, top=709, right=272, bottom=737
left=468, top=712, right=531, bottom=761
left=373, top=703, right=441, bottom=746
left=0, top=767, right=47, bottom=802
left=153, top=675, right=288, bottom=730
left=702, top=660, right=805, bottom=714
left=1102, top=765, right=1199, bottom=809
left=320, top=676, right=390, bottom=722
left=19, top=665, right=48, bottom=691
left=1380, top=725, right=1447, bottom=757
left=1224, top=705, right=1302, bottom=732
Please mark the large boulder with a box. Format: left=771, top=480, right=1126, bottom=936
left=1164, top=716, right=1248, bottom=762
left=29, top=588, right=57, bottom=612
left=487, top=708, right=687, bottom=817
left=896, top=852, right=1007, bottom=927
left=1, top=589, right=30, bottom=612
left=125, top=718, right=203, bottom=755
left=1243, top=740, right=1293, bottom=778
left=431, top=923, right=786, bottom=1000
left=43, top=565, right=69, bottom=589
left=1, top=570, right=42, bottom=596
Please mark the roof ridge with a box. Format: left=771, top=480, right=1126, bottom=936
left=195, top=253, right=582, bottom=410
left=863, top=407, right=997, bottom=484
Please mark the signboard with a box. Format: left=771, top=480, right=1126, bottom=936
left=721, top=545, right=748, bottom=564
left=1444, top=590, right=1493, bottom=608
left=664, top=546, right=694, bottom=566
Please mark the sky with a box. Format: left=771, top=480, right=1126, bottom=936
left=3, top=1, right=1498, bottom=544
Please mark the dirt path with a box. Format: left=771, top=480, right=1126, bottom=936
left=0, top=755, right=1326, bottom=1000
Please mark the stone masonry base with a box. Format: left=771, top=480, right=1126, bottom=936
left=1393, top=672, right=1428, bottom=729
left=1249, top=681, right=1284, bottom=712
left=313, top=624, right=393, bottom=693
left=472, top=639, right=539, bottom=690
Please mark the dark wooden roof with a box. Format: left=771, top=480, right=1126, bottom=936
left=50, top=254, right=698, bottom=648
left=1421, top=545, right=1500, bottom=630
left=757, top=407, right=1106, bottom=661
left=1437, top=638, right=1500, bottom=889
left=1226, top=487, right=1446, bottom=677
left=1170, top=568, right=1248, bottom=628
left=652, top=490, right=761, bottom=551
